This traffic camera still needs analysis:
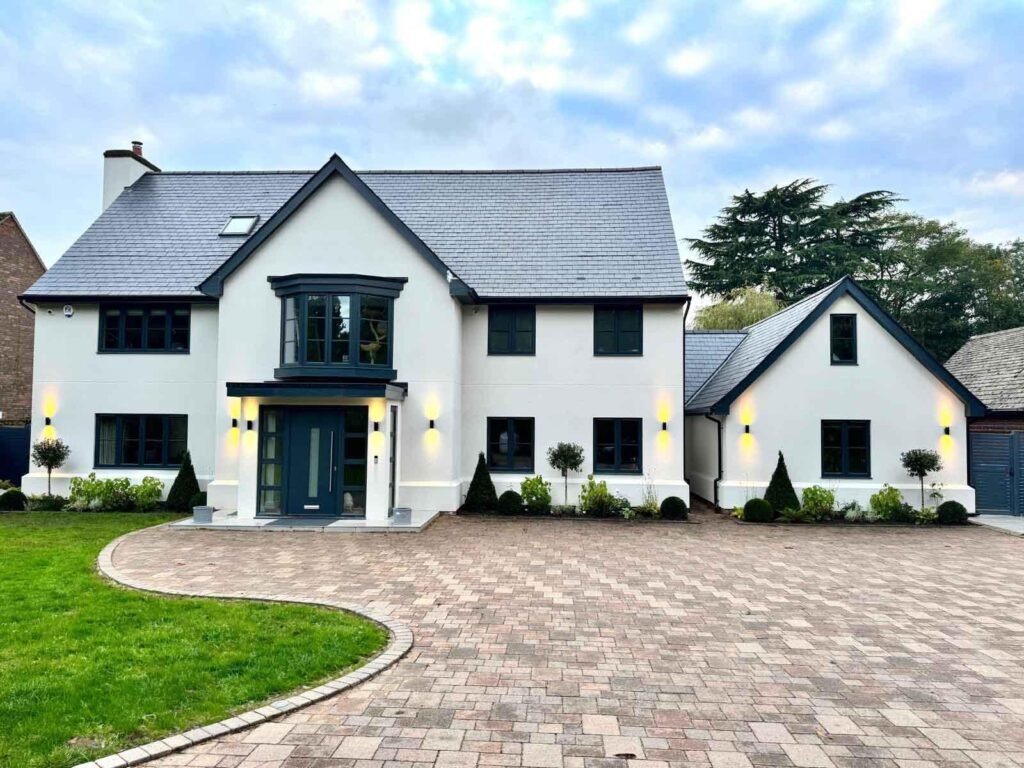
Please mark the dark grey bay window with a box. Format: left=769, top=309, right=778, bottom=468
left=100, top=305, right=190, bottom=353
left=821, top=420, right=870, bottom=477
left=594, top=305, right=642, bottom=355
left=270, top=275, right=406, bottom=379
left=488, top=305, right=535, bottom=355
left=487, top=417, right=534, bottom=472
left=95, top=414, right=187, bottom=468
left=594, top=418, right=642, bottom=474
left=830, top=314, right=857, bottom=364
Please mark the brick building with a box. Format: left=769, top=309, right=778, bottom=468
left=0, top=212, right=45, bottom=423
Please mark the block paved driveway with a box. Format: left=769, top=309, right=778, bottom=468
left=111, top=512, right=1024, bottom=768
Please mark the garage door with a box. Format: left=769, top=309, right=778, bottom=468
left=971, top=432, right=1022, bottom=515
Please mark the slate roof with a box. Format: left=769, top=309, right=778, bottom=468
left=685, top=280, right=841, bottom=412
left=945, top=326, right=1024, bottom=412
left=23, top=164, right=686, bottom=300
left=685, top=330, right=746, bottom=402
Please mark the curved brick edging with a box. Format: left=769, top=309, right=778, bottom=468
left=75, top=524, right=413, bottom=768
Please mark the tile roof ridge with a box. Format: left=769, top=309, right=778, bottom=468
left=155, top=166, right=663, bottom=176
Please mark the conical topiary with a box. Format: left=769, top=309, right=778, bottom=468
left=463, top=452, right=498, bottom=512
left=764, top=451, right=799, bottom=512
left=166, top=450, right=202, bottom=511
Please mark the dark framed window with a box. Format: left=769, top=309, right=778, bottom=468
left=593, top=418, right=642, bottom=474
left=830, top=314, right=857, bottom=364
left=257, top=407, right=284, bottom=515
left=594, top=305, right=642, bottom=355
left=99, top=305, right=190, bottom=353
left=486, top=418, right=535, bottom=472
left=488, top=306, right=535, bottom=355
left=95, top=414, right=187, bottom=468
left=821, top=420, right=870, bottom=478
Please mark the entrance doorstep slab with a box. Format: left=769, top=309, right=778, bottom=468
left=170, top=509, right=441, bottom=533
left=970, top=514, right=1024, bottom=536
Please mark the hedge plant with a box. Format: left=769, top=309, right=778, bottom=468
left=660, top=496, right=688, bottom=520
left=743, top=497, right=774, bottom=523
left=497, top=490, right=523, bottom=515
left=936, top=500, right=968, bottom=525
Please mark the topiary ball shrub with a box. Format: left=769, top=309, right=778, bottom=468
left=660, top=496, right=688, bottom=520
left=0, top=489, right=28, bottom=511
left=936, top=500, right=969, bottom=525
left=743, top=498, right=774, bottom=523
left=497, top=490, right=524, bottom=515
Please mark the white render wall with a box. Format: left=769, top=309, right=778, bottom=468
left=714, top=294, right=974, bottom=511
left=683, top=413, right=719, bottom=502
left=461, top=304, right=689, bottom=506
left=22, top=303, right=218, bottom=497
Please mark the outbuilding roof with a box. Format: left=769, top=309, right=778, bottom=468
left=684, top=330, right=746, bottom=402
left=23, top=156, right=686, bottom=302
left=945, top=326, right=1024, bottom=412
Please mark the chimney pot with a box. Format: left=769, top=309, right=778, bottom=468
left=131, top=141, right=143, bottom=157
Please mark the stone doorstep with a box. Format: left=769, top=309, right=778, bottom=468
left=73, top=525, right=415, bottom=768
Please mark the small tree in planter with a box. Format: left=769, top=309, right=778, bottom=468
left=464, top=452, right=498, bottom=512
left=31, top=438, right=71, bottom=496
left=901, top=449, right=942, bottom=511
left=764, top=451, right=799, bottom=513
left=166, top=451, right=201, bottom=511
left=547, top=442, right=584, bottom=505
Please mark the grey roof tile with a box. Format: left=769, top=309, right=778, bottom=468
left=685, top=330, right=747, bottom=402
left=945, top=326, right=1024, bottom=411
left=24, top=166, right=685, bottom=300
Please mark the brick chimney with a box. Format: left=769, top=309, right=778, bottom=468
left=102, top=141, right=160, bottom=211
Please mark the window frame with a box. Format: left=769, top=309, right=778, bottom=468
left=592, top=417, right=643, bottom=475
left=593, top=305, right=643, bottom=356
left=98, top=304, right=191, bottom=354
left=829, top=314, right=858, bottom=365
left=820, top=420, right=871, bottom=478
left=94, top=413, right=188, bottom=469
left=220, top=214, right=260, bottom=236
left=486, top=417, right=535, bottom=473
left=487, top=305, right=536, bottom=356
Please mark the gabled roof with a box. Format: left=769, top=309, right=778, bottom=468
left=22, top=155, right=686, bottom=302
left=685, top=330, right=746, bottom=402
left=685, top=277, right=986, bottom=417
left=0, top=211, right=47, bottom=273
left=945, top=326, right=1024, bottom=412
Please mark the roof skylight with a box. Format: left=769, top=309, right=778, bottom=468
left=221, top=215, right=259, bottom=236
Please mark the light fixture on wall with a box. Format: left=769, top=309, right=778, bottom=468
left=428, top=418, right=436, bottom=430
left=44, top=416, right=52, bottom=426
left=373, top=421, right=380, bottom=432
left=744, top=424, right=751, bottom=434
left=246, top=419, right=254, bottom=431
left=231, top=418, right=239, bottom=429
left=661, top=421, right=667, bottom=432
left=944, top=426, right=950, bottom=436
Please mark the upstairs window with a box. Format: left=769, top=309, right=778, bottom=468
left=271, top=275, right=406, bottom=379
left=830, top=314, right=857, bottom=364
left=594, top=305, right=643, bottom=355
left=488, top=305, right=535, bottom=355
left=100, top=305, right=190, bottom=353
left=221, top=215, right=259, bottom=236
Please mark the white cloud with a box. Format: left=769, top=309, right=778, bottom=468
left=743, top=0, right=823, bottom=22
left=779, top=78, right=829, bottom=111
left=665, top=42, right=713, bottom=77
left=687, top=124, right=732, bottom=150
left=813, top=118, right=854, bottom=142
left=967, top=171, right=1024, bottom=197
left=297, top=71, right=362, bottom=104
left=393, top=0, right=449, bottom=67
left=624, top=3, right=672, bottom=45
left=554, top=0, right=589, bottom=20
left=732, top=107, right=777, bottom=134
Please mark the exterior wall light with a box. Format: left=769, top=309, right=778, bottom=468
left=429, top=419, right=435, bottom=430
left=246, top=419, right=254, bottom=431
left=231, top=418, right=239, bottom=429
left=373, top=421, right=380, bottom=432
left=744, top=424, right=751, bottom=434
left=944, top=426, right=951, bottom=436
left=45, top=416, right=52, bottom=426
left=661, top=421, right=667, bottom=431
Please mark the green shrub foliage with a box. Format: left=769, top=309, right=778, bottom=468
left=520, top=476, right=552, bottom=514
left=869, top=484, right=905, bottom=522
left=801, top=485, right=836, bottom=521
left=780, top=506, right=813, bottom=523
left=0, top=489, right=28, bottom=511
left=936, top=500, right=969, bottom=525
left=464, top=452, right=498, bottom=512
left=30, top=438, right=71, bottom=495
left=26, top=494, right=68, bottom=511
left=579, top=475, right=629, bottom=517
left=497, top=490, right=524, bottom=515
left=68, top=473, right=163, bottom=512
left=165, top=451, right=201, bottom=511
left=764, top=452, right=799, bottom=512
left=743, top=498, right=774, bottom=523
left=190, top=491, right=208, bottom=509
left=660, top=496, right=688, bottom=520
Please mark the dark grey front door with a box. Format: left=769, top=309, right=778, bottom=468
left=285, top=408, right=343, bottom=516
left=971, top=432, right=1022, bottom=515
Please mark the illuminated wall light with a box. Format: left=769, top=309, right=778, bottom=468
left=429, top=419, right=436, bottom=430
left=246, top=419, right=254, bottom=431
left=231, top=418, right=239, bottom=429
left=373, top=421, right=380, bottom=432
left=661, top=421, right=667, bottom=432
left=45, top=416, right=52, bottom=426
left=944, top=426, right=950, bottom=436
left=744, top=424, right=750, bottom=434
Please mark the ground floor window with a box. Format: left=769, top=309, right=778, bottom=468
left=487, top=417, right=534, bottom=471
left=258, top=408, right=284, bottom=515
left=95, top=414, right=187, bottom=468
left=593, top=418, right=642, bottom=474
left=821, top=420, right=871, bottom=477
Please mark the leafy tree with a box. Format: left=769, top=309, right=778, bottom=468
left=464, top=452, right=498, bottom=512
left=31, top=438, right=71, bottom=496
left=546, top=442, right=584, bottom=504
left=166, top=451, right=201, bottom=511
left=900, top=449, right=943, bottom=511
left=764, top=451, right=799, bottom=513
left=693, top=288, right=785, bottom=330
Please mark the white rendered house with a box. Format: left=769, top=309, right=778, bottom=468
left=684, top=278, right=985, bottom=512
left=20, top=147, right=690, bottom=522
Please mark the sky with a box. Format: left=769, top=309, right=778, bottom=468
left=1, top=0, right=1023, bottom=277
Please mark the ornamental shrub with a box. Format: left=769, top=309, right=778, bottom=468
left=0, top=489, right=27, bottom=511
left=189, top=491, right=208, bottom=509
left=546, top=442, right=584, bottom=505
left=890, top=502, right=918, bottom=524
left=31, top=438, right=71, bottom=495
left=743, top=497, right=774, bottom=523
left=497, top=490, right=524, bottom=515
left=780, top=506, right=813, bottom=523
left=579, top=475, right=629, bottom=517
left=165, top=451, right=200, bottom=511
left=936, top=500, right=969, bottom=525
left=764, top=451, right=799, bottom=513
left=520, top=475, right=552, bottom=514
left=900, top=449, right=943, bottom=511
left=131, top=476, right=165, bottom=512
left=840, top=501, right=867, bottom=523
left=801, top=485, right=836, bottom=521
left=464, top=452, right=498, bottom=512
left=914, top=507, right=938, bottom=525
left=69, top=474, right=132, bottom=511
left=26, top=493, right=68, bottom=511
left=660, top=496, right=688, bottom=520
left=869, top=484, right=904, bottom=522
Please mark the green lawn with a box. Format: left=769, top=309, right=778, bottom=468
left=0, top=513, right=388, bottom=768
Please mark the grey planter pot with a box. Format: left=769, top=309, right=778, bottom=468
left=192, top=505, right=214, bottom=524
left=392, top=507, right=412, bottom=525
